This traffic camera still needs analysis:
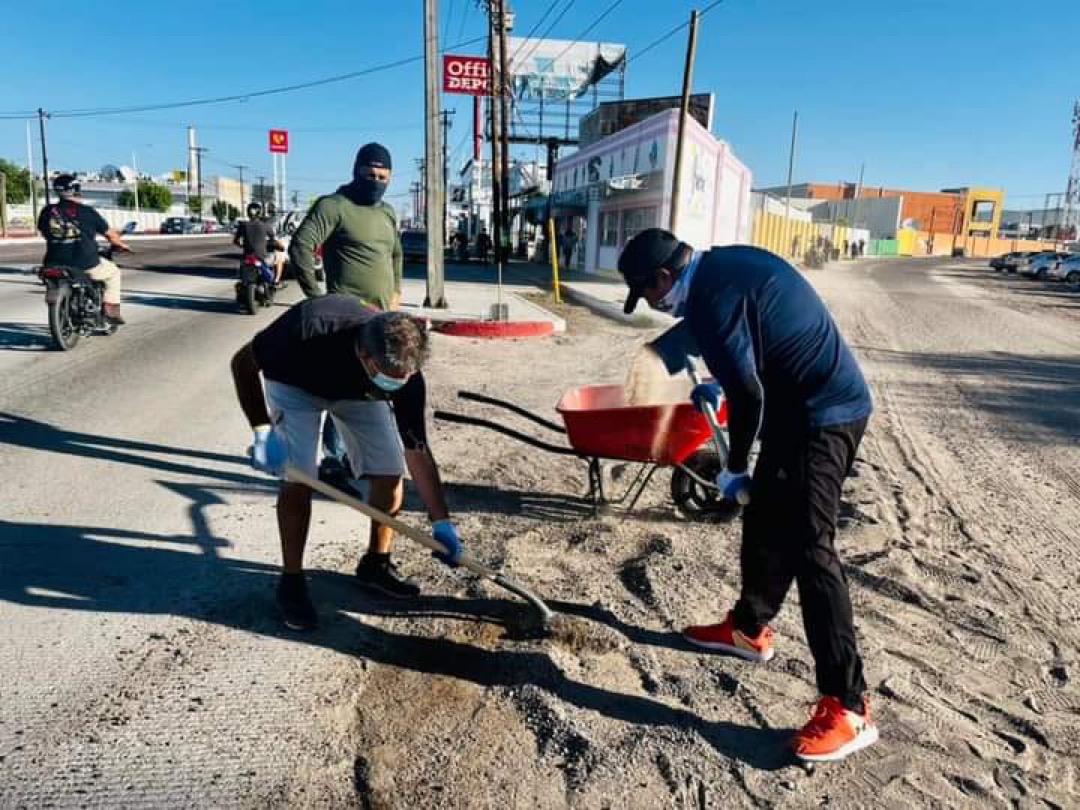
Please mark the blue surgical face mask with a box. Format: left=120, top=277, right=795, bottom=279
left=371, top=371, right=408, bottom=392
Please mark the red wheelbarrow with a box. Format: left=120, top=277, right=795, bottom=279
left=434, top=383, right=738, bottom=518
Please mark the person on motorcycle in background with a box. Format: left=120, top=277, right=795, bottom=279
left=234, top=202, right=286, bottom=286
left=38, top=174, right=131, bottom=324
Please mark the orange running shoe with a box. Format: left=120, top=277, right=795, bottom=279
left=792, top=696, right=879, bottom=763
left=682, top=611, right=775, bottom=663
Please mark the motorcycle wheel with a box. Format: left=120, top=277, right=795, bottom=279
left=47, top=288, right=80, bottom=351
left=241, top=282, right=258, bottom=315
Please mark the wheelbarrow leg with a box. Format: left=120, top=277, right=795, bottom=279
left=623, top=464, right=659, bottom=514
left=586, top=457, right=605, bottom=515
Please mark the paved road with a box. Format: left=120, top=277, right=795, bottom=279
left=2, top=246, right=1079, bottom=806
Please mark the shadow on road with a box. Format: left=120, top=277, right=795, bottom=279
left=863, top=348, right=1080, bottom=444
left=0, top=411, right=789, bottom=772
left=0, top=322, right=53, bottom=351
left=136, top=263, right=235, bottom=279
left=123, top=290, right=240, bottom=315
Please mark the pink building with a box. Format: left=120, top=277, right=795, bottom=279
left=551, top=108, right=753, bottom=274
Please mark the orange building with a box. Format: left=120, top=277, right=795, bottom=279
left=759, top=182, right=1004, bottom=238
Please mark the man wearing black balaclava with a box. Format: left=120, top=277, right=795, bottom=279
left=289, top=142, right=403, bottom=309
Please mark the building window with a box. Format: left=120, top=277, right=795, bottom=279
left=601, top=211, right=619, bottom=246
left=971, top=200, right=995, bottom=223
left=622, top=207, right=654, bottom=244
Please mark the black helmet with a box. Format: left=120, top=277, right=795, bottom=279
left=52, top=173, right=80, bottom=197
left=246, top=201, right=263, bottom=219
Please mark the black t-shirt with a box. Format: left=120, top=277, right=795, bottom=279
left=38, top=201, right=110, bottom=271
left=252, top=295, right=427, bottom=450
left=237, top=219, right=275, bottom=260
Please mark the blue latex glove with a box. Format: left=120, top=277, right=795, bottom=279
left=716, top=468, right=752, bottom=504
left=690, top=382, right=721, bottom=415
left=250, top=425, right=287, bottom=475
left=432, top=520, right=463, bottom=567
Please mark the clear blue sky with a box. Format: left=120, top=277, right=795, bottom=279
left=2, top=0, right=1077, bottom=212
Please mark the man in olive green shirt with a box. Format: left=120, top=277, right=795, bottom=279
left=289, top=143, right=403, bottom=309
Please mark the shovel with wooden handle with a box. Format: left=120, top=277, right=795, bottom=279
left=284, top=466, right=554, bottom=629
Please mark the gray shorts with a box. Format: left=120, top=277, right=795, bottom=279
left=264, top=380, right=405, bottom=479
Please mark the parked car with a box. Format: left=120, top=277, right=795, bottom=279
left=1046, top=253, right=1080, bottom=283
left=989, top=252, right=1019, bottom=271
left=1004, top=251, right=1040, bottom=273
left=400, top=229, right=428, bottom=263
left=1025, top=251, right=1071, bottom=279
left=121, top=221, right=139, bottom=234
left=160, top=216, right=201, bottom=234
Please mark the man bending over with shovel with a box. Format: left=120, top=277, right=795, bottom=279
left=618, top=228, right=876, bottom=765
left=230, top=294, right=463, bottom=631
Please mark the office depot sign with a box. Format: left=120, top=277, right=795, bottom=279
left=443, top=55, right=491, bottom=96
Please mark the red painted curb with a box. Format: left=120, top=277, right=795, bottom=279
left=433, top=320, right=554, bottom=338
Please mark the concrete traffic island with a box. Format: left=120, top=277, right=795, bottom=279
left=399, top=277, right=564, bottom=339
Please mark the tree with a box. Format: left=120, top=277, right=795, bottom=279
left=117, top=180, right=172, bottom=212
left=211, top=200, right=240, bottom=223
left=0, top=158, right=31, bottom=204
left=187, top=196, right=203, bottom=216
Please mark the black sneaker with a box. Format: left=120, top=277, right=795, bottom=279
left=355, top=553, right=421, bottom=599
left=276, top=574, right=318, bottom=631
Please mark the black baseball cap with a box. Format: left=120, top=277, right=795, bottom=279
left=617, top=228, right=684, bottom=314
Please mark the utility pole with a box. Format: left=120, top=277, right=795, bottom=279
left=441, top=109, right=455, bottom=244
left=852, top=162, right=865, bottom=232
left=415, top=159, right=427, bottom=227
left=782, top=110, right=799, bottom=258
left=669, top=9, right=700, bottom=234
left=487, top=7, right=503, bottom=268
left=193, top=147, right=208, bottom=217
left=423, top=0, right=447, bottom=307
left=25, top=121, right=37, bottom=219
left=38, top=109, right=51, bottom=206
left=232, top=164, right=249, bottom=211
left=496, top=0, right=512, bottom=263
left=131, top=152, right=141, bottom=219
left=1, top=174, right=7, bottom=238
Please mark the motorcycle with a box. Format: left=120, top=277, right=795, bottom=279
left=236, top=255, right=276, bottom=314
left=38, top=246, right=127, bottom=351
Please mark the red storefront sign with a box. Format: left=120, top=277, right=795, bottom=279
left=268, top=129, right=289, bottom=154
left=443, top=55, right=491, bottom=96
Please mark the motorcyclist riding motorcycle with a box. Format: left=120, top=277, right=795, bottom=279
left=38, top=174, right=131, bottom=324
left=234, top=201, right=285, bottom=286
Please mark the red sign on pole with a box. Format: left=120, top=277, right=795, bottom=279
left=268, top=129, right=289, bottom=154
left=443, top=55, right=491, bottom=96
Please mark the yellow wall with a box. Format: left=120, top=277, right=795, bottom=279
left=908, top=230, right=1057, bottom=258
left=751, top=211, right=859, bottom=260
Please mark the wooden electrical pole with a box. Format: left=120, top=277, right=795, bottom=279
left=668, top=9, right=699, bottom=234
left=423, top=0, right=447, bottom=307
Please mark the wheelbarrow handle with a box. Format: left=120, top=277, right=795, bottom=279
left=685, top=367, right=750, bottom=506
left=457, top=391, right=566, bottom=435
left=433, top=410, right=577, bottom=456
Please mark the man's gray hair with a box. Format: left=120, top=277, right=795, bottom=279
left=360, top=312, right=430, bottom=376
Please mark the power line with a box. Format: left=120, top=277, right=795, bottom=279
left=514, top=0, right=577, bottom=69
left=0, top=34, right=485, bottom=120
left=508, top=0, right=562, bottom=64
left=625, top=0, right=727, bottom=67
left=550, top=0, right=626, bottom=64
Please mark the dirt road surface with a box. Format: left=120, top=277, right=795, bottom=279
left=1, top=248, right=1078, bottom=807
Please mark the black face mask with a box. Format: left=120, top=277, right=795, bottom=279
left=350, top=177, right=388, bottom=205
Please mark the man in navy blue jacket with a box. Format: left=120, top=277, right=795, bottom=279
left=619, top=228, right=878, bottom=764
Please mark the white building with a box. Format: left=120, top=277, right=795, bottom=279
left=551, top=108, right=753, bottom=274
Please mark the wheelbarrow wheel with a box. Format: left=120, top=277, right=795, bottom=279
left=671, top=450, right=741, bottom=522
